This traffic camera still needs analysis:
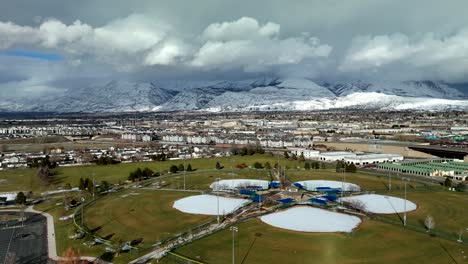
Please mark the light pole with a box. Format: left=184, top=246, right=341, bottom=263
left=403, top=177, right=409, bottom=227
left=183, top=154, right=186, bottom=190
left=216, top=177, right=221, bottom=225
left=388, top=171, right=392, bottom=191
left=230, top=226, right=238, bottom=264
left=92, top=172, right=95, bottom=200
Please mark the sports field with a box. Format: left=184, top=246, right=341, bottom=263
left=10, top=154, right=466, bottom=263
left=84, top=189, right=213, bottom=245
left=167, top=217, right=468, bottom=264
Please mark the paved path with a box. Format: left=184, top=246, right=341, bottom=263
left=1, top=207, right=110, bottom=263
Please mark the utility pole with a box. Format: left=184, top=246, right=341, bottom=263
left=230, top=226, right=239, bottom=264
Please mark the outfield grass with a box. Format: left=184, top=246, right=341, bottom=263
left=168, top=217, right=468, bottom=264
left=84, top=189, right=213, bottom=245
left=375, top=190, right=468, bottom=234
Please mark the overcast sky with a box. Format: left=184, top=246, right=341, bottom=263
left=1, top=0, right=468, bottom=97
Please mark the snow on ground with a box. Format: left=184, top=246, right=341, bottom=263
left=260, top=206, right=361, bottom=233
left=173, top=194, right=251, bottom=215
left=210, top=179, right=270, bottom=190
left=339, top=194, right=417, bottom=214
left=294, top=180, right=361, bottom=191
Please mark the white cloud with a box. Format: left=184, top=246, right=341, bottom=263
left=340, top=28, right=468, bottom=81
left=0, top=21, right=37, bottom=49
left=192, top=17, right=331, bottom=71
left=0, top=14, right=173, bottom=67
left=144, top=40, right=189, bottom=65
left=203, top=17, right=280, bottom=41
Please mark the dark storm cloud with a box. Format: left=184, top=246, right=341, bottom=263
left=1, top=0, right=468, bottom=96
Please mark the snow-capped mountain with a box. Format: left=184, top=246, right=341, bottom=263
left=1, top=78, right=467, bottom=112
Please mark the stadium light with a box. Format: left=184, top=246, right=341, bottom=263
left=230, top=226, right=239, bottom=264
left=402, top=177, right=410, bottom=227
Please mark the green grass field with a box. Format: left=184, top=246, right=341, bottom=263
left=168, top=218, right=468, bottom=264
left=84, top=189, right=213, bottom=245
left=17, top=155, right=468, bottom=263
left=33, top=196, right=106, bottom=259
left=0, top=154, right=307, bottom=192
left=376, top=190, right=468, bottom=234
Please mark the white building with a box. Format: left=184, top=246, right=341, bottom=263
left=317, top=151, right=357, bottom=161
left=288, top=148, right=320, bottom=159
left=344, top=154, right=404, bottom=165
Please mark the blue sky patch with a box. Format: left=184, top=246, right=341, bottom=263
left=2, top=50, right=63, bottom=61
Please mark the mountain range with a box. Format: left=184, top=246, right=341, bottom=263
left=1, top=78, right=467, bottom=113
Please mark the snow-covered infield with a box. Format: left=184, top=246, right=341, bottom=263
left=173, top=194, right=251, bottom=215
left=339, top=194, right=417, bottom=214
left=260, top=206, right=361, bottom=233
left=210, top=179, right=270, bottom=190
left=294, top=180, right=361, bottom=192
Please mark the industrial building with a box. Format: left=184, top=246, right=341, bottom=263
left=377, top=159, right=468, bottom=180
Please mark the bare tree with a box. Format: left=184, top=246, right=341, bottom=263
left=4, top=252, right=16, bottom=264
left=344, top=199, right=367, bottom=212
left=0, top=214, right=10, bottom=228
left=37, top=165, right=51, bottom=187
left=58, top=247, right=81, bottom=264
left=424, top=215, right=435, bottom=232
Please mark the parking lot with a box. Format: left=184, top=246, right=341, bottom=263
left=0, top=212, right=49, bottom=263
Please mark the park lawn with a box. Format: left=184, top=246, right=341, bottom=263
left=169, top=217, right=468, bottom=264
left=84, top=189, right=213, bottom=246
left=0, top=154, right=304, bottom=192
left=374, top=189, right=468, bottom=235
left=33, top=198, right=107, bottom=259
left=34, top=195, right=167, bottom=264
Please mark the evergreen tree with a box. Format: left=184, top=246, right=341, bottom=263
left=298, top=153, right=305, bottom=162
left=15, top=192, right=26, bottom=205
left=264, top=162, right=272, bottom=170
left=444, top=177, right=452, bottom=187
left=142, top=167, right=154, bottom=177
left=84, top=178, right=90, bottom=190
left=186, top=164, right=193, bottom=171
left=215, top=162, right=222, bottom=170
left=253, top=162, right=263, bottom=169
left=178, top=163, right=185, bottom=172
left=170, top=165, right=178, bottom=173
left=320, top=162, right=326, bottom=169
left=283, top=151, right=289, bottom=159
left=304, top=162, right=311, bottom=170
left=346, top=163, right=357, bottom=173
left=291, top=153, right=297, bottom=160
left=240, top=147, right=248, bottom=156
left=314, top=162, right=320, bottom=169
left=79, top=178, right=85, bottom=190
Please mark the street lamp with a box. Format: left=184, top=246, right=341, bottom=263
left=215, top=177, right=221, bottom=225
left=183, top=153, right=186, bottom=190
left=388, top=171, right=392, bottom=191
left=229, top=226, right=239, bottom=264
left=402, top=177, right=410, bottom=227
